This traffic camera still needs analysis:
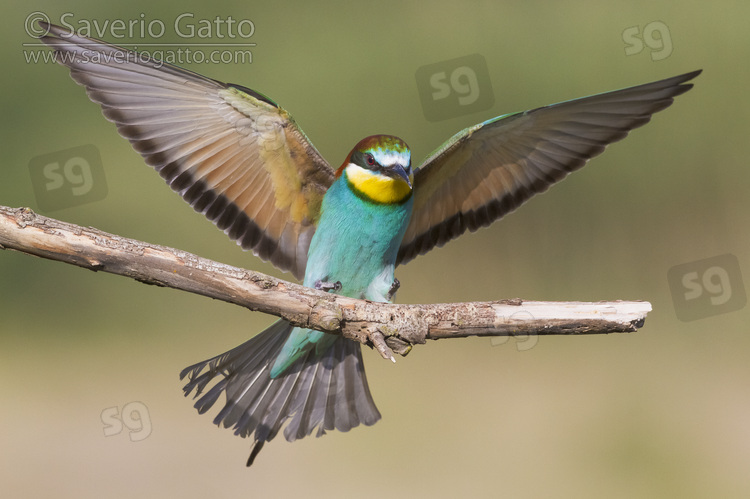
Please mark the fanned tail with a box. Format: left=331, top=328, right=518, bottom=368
left=179, top=320, right=381, bottom=465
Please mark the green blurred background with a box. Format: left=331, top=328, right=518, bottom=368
left=2, top=1, right=749, bottom=497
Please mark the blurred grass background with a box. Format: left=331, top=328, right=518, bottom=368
left=2, top=0, right=749, bottom=497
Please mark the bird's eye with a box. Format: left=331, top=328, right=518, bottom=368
left=366, top=154, right=375, bottom=167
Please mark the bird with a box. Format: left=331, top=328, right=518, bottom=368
left=38, top=21, right=700, bottom=466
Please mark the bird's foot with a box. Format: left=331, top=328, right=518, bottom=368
left=386, top=278, right=400, bottom=301
left=314, top=279, right=342, bottom=293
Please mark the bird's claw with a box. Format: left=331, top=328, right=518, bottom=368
left=314, top=279, right=342, bottom=293
left=386, top=278, right=400, bottom=301
left=370, top=331, right=396, bottom=363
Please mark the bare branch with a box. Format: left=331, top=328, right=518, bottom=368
left=0, top=205, right=651, bottom=359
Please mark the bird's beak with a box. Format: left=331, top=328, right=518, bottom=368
left=387, top=164, right=413, bottom=189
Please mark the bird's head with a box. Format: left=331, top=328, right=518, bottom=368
left=337, top=135, right=413, bottom=204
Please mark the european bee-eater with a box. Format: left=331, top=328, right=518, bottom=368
left=39, top=22, right=699, bottom=466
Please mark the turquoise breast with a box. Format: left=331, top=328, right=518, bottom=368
left=303, top=170, right=413, bottom=301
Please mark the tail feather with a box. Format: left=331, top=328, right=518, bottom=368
left=180, top=320, right=381, bottom=464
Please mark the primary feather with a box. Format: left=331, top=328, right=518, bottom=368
left=398, top=70, right=701, bottom=264
left=39, top=21, right=333, bottom=279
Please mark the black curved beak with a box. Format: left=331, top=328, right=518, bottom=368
left=386, top=163, right=412, bottom=188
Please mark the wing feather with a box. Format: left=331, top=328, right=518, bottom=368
left=40, top=22, right=334, bottom=279
left=398, top=70, right=701, bottom=264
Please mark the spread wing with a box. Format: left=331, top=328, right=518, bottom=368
left=39, top=22, right=334, bottom=279
left=398, top=70, right=701, bottom=265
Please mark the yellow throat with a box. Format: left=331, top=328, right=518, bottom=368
left=345, top=163, right=412, bottom=204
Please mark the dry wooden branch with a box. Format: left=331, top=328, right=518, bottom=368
left=0, top=205, right=651, bottom=360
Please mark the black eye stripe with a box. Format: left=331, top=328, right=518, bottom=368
left=353, top=150, right=379, bottom=170
left=352, top=150, right=411, bottom=176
